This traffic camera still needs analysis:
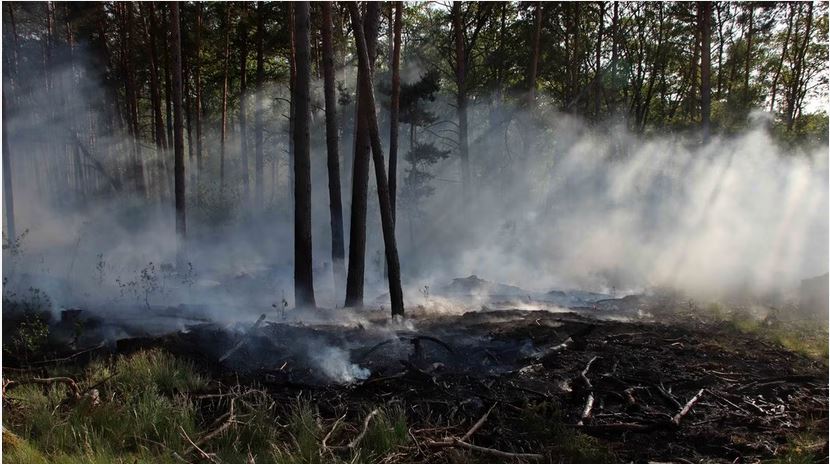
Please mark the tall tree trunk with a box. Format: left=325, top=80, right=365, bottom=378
left=288, top=2, right=296, bottom=199
left=163, top=6, right=174, bottom=150
left=293, top=1, right=316, bottom=309
left=238, top=3, right=250, bottom=200
left=786, top=3, right=813, bottom=131
left=2, top=91, right=16, bottom=243
left=769, top=4, right=794, bottom=113
left=344, top=2, right=380, bottom=308
left=220, top=4, right=232, bottom=191
left=195, top=4, right=203, bottom=188
left=347, top=3, right=405, bottom=317
left=170, top=2, right=186, bottom=265
left=144, top=3, right=167, bottom=151
left=714, top=3, right=726, bottom=99
left=255, top=1, right=265, bottom=208
left=125, top=3, right=145, bottom=194
left=594, top=2, right=604, bottom=118
left=528, top=2, right=542, bottom=108
left=452, top=3, right=470, bottom=205
left=700, top=1, right=711, bottom=142
left=321, top=1, right=346, bottom=300
left=389, top=1, right=402, bottom=223
left=743, top=4, right=753, bottom=104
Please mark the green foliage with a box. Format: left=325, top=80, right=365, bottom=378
left=521, top=402, right=616, bottom=463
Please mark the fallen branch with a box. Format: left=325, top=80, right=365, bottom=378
left=575, top=422, right=654, bottom=433
left=3, top=377, right=81, bottom=399
left=428, top=438, right=545, bottom=461
left=460, top=403, right=496, bottom=442
left=219, top=314, right=266, bottom=363
left=321, top=413, right=347, bottom=452
left=577, top=356, right=600, bottom=426
left=672, top=389, right=705, bottom=426
left=180, top=426, right=221, bottom=463
left=331, top=408, right=379, bottom=451
left=184, top=399, right=236, bottom=458
left=526, top=337, right=573, bottom=361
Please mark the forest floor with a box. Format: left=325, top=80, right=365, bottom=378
left=2, top=299, right=828, bottom=464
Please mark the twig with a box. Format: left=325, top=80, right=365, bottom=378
left=219, top=314, right=266, bottom=363
left=31, top=341, right=107, bottom=365
left=3, top=377, right=81, bottom=399
left=332, top=408, right=380, bottom=451
left=577, top=356, right=600, bottom=426
left=460, top=403, right=496, bottom=442
left=185, top=399, right=236, bottom=458
left=427, top=438, right=544, bottom=461
left=672, top=389, right=705, bottom=425
left=179, top=426, right=221, bottom=463
left=526, top=337, right=573, bottom=361
left=321, top=413, right=347, bottom=452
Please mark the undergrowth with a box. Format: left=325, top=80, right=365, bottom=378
left=3, top=349, right=410, bottom=464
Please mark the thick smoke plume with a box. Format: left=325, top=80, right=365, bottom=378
left=3, top=43, right=827, bottom=321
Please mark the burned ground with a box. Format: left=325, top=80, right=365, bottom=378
left=3, top=302, right=827, bottom=463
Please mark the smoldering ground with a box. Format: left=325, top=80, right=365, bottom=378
left=2, top=41, right=828, bottom=324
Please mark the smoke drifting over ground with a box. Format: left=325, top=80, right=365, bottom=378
left=3, top=48, right=828, bottom=319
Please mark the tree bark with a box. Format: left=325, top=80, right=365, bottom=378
left=293, top=1, right=316, bottom=309
left=344, top=2, right=380, bottom=308
left=255, top=1, right=265, bottom=208
left=743, top=4, right=753, bottom=104
left=347, top=3, right=405, bottom=317
left=195, top=3, right=203, bottom=189
left=594, top=2, right=604, bottom=118
left=170, top=2, right=186, bottom=265
left=452, top=3, right=471, bottom=203
left=321, top=1, right=346, bottom=301
left=238, top=3, right=250, bottom=200
left=699, top=1, right=711, bottom=142
left=2, top=90, right=15, bottom=243
left=769, top=4, right=794, bottom=113
left=528, top=2, right=542, bottom=108
left=143, top=3, right=167, bottom=151
left=389, top=1, right=402, bottom=223
left=220, top=4, right=232, bottom=191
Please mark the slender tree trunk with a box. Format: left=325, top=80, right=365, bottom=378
left=452, top=3, right=470, bottom=204
left=255, top=1, right=265, bottom=208
left=170, top=2, right=186, bottom=265
left=743, top=5, right=753, bottom=104
left=770, top=4, right=794, bottom=113
left=347, top=3, right=405, bottom=317
left=293, top=1, right=316, bottom=308
left=528, top=2, right=542, bottom=108
left=144, top=3, right=167, bottom=151
left=163, top=6, right=174, bottom=150
left=594, top=2, right=604, bottom=118
left=389, top=1, right=402, bottom=223
left=195, top=4, right=203, bottom=188
left=700, top=1, right=711, bottom=141
left=321, top=1, right=346, bottom=300
left=288, top=2, right=296, bottom=199
left=125, top=3, right=145, bottom=194
left=715, top=3, right=726, bottom=99
left=344, top=2, right=380, bottom=308
left=220, top=4, right=232, bottom=191
left=786, top=3, right=813, bottom=131
left=238, top=3, right=250, bottom=200
left=2, top=91, right=16, bottom=243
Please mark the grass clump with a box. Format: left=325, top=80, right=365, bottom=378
left=521, top=402, right=616, bottom=464
left=3, top=349, right=203, bottom=463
